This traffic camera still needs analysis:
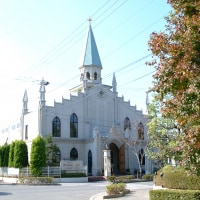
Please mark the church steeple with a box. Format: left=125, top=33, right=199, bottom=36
left=22, top=89, right=28, bottom=115
left=80, top=19, right=102, bottom=68
left=79, top=20, right=102, bottom=90
left=39, top=78, right=49, bottom=107
left=112, top=72, right=117, bottom=93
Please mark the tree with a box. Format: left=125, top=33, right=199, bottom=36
left=45, top=135, right=60, bottom=166
left=0, top=144, right=10, bottom=167
left=110, top=124, right=148, bottom=178
left=8, top=141, right=16, bottom=167
left=13, top=140, right=28, bottom=168
left=30, top=135, right=46, bottom=176
left=147, top=96, right=181, bottom=169
left=147, top=0, right=200, bottom=174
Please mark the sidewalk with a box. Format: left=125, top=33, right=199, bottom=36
left=90, top=188, right=151, bottom=200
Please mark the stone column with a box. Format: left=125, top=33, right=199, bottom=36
left=103, top=149, right=111, bottom=177
left=93, top=127, right=101, bottom=175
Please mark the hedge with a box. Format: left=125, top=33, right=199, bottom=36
left=154, top=165, right=200, bottom=190
left=142, top=174, right=154, bottom=181
left=19, top=177, right=52, bottom=185
left=150, top=189, right=200, bottom=200
left=61, top=172, right=86, bottom=178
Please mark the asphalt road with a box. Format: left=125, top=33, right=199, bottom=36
left=0, top=181, right=153, bottom=200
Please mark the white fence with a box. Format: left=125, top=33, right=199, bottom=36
left=0, top=165, right=87, bottom=178
left=0, top=160, right=87, bottom=178
left=0, top=166, right=61, bottom=178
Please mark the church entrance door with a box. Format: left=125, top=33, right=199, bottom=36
left=110, top=143, right=119, bottom=174
left=119, top=144, right=125, bottom=173
left=110, top=143, right=125, bottom=174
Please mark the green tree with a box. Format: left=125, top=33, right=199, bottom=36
left=13, top=140, right=28, bottom=168
left=45, top=135, right=60, bottom=166
left=0, top=144, right=10, bottom=167
left=147, top=96, right=181, bottom=169
left=8, top=141, right=16, bottom=167
left=147, top=0, right=200, bottom=174
left=30, top=135, right=46, bottom=176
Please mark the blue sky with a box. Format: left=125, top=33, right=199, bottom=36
left=0, top=0, right=171, bottom=125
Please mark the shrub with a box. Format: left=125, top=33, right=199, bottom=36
left=142, top=174, right=154, bottom=181
left=107, top=175, right=135, bottom=183
left=150, top=189, right=200, bottom=200
left=19, top=177, right=52, bottom=185
left=154, top=165, right=200, bottom=190
left=107, top=176, right=116, bottom=183
left=106, top=183, right=126, bottom=195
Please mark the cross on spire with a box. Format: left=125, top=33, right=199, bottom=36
left=88, top=17, right=92, bottom=25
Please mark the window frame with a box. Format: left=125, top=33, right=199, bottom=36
left=52, top=116, right=61, bottom=137
left=70, top=113, right=78, bottom=138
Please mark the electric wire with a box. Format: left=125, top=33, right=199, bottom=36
left=22, top=0, right=124, bottom=78
left=1, top=1, right=169, bottom=125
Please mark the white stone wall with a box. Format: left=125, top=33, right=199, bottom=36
left=0, top=120, right=21, bottom=145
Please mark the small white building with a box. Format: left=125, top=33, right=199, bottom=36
left=0, top=24, right=153, bottom=175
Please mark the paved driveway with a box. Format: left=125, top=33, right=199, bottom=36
left=0, top=181, right=153, bottom=200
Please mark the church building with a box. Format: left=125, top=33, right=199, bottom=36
left=1, top=23, right=153, bottom=175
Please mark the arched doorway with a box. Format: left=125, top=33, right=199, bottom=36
left=109, top=143, right=125, bottom=174
left=110, top=143, right=119, bottom=174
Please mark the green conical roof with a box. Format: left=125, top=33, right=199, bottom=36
left=80, top=24, right=102, bottom=67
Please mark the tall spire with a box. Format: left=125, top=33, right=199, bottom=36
left=22, top=89, right=28, bottom=115
left=78, top=20, right=103, bottom=90
left=112, top=72, right=117, bottom=93
left=79, top=21, right=102, bottom=67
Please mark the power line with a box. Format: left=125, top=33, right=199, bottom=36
left=102, top=15, right=165, bottom=61
left=19, top=3, right=165, bottom=90
left=22, top=0, right=124, bottom=78
left=118, top=70, right=156, bottom=89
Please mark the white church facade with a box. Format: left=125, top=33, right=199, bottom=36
left=1, top=24, right=153, bottom=175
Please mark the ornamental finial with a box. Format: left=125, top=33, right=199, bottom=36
left=88, top=17, right=92, bottom=25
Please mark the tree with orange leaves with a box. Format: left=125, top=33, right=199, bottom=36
left=147, top=0, right=200, bottom=175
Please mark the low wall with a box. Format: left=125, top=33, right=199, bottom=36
left=53, top=177, right=88, bottom=183
left=1, top=177, right=18, bottom=184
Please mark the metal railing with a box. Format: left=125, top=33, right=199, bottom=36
left=0, top=166, right=61, bottom=178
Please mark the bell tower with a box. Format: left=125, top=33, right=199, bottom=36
left=79, top=19, right=102, bottom=91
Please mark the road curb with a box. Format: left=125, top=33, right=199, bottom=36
left=90, top=192, right=107, bottom=200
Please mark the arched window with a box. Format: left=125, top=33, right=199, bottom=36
left=88, top=150, right=92, bottom=174
left=70, top=148, right=78, bottom=160
left=70, top=113, right=78, bottom=138
left=138, top=122, right=144, bottom=140
left=124, top=117, right=131, bottom=130
left=86, top=72, right=90, bottom=80
left=52, top=116, right=61, bottom=137
left=94, top=72, right=97, bottom=80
